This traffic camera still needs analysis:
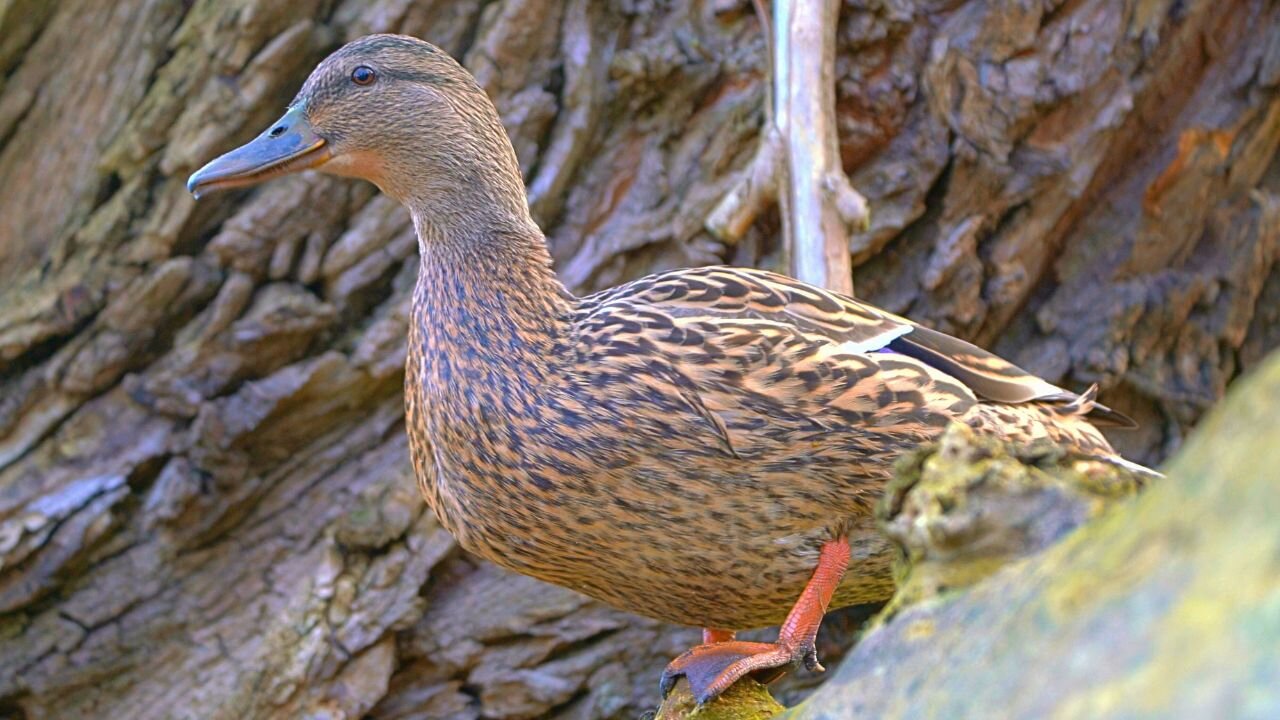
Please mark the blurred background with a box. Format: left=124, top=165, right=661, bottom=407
left=0, top=0, right=1276, bottom=718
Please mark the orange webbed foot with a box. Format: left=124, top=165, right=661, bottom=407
left=660, top=537, right=851, bottom=704
left=659, top=638, right=821, bottom=703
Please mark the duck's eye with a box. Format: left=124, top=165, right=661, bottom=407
left=351, top=66, right=376, bottom=86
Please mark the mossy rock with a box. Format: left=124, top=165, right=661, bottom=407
left=785, top=352, right=1280, bottom=719
left=879, top=421, right=1148, bottom=610
left=652, top=678, right=783, bottom=720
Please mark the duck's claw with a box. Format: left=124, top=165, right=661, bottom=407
left=658, top=639, right=819, bottom=704
left=660, top=538, right=851, bottom=704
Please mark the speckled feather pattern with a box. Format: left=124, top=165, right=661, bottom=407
left=406, top=252, right=1118, bottom=630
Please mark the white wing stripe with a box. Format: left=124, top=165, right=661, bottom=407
left=833, top=324, right=913, bottom=355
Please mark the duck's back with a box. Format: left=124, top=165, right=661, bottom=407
left=572, top=265, right=1125, bottom=449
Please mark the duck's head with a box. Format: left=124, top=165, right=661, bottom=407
left=188, top=34, right=528, bottom=227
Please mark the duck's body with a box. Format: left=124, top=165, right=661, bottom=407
left=188, top=33, right=1142, bottom=701
left=404, top=222, right=1118, bottom=629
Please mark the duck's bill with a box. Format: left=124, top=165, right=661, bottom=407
left=186, top=106, right=332, bottom=199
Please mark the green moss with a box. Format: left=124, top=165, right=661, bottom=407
left=877, top=422, right=1147, bottom=611
left=653, top=678, right=784, bottom=720
left=785, top=352, right=1280, bottom=719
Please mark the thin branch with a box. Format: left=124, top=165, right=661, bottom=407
left=705, top=0, right=869, bottom=295
left=705, top=129, right=782, bottom=241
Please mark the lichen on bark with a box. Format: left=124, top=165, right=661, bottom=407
left=879, top=422, right=1148, bottom=609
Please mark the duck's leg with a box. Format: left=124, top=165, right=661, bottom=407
left=702, top=628, right=737, bottom=644
left=660, top=537, right=851, bottom=704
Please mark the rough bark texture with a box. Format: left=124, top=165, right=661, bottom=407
left=0, top=1, right=1277, bottom=719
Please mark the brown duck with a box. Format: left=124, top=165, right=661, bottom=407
left=189, top=34, right=1148, bottom=703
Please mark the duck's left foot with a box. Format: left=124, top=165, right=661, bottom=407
left=659, top=638, right=821, bottom=704
left=659, top=536, right=852, bottom=704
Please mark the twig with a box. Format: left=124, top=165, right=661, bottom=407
left=705, top=0, right=868, bottom=295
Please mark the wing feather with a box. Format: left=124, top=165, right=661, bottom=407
left=577, top=266, right=1134, bottom=428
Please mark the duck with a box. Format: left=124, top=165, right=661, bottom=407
left=188, top=34, right=1146, bottom=704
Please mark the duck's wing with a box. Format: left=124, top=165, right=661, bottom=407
left=578, top=266, right=1134, bottom=428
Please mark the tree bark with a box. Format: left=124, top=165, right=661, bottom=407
left=0, top=1, right=1276, bottom=719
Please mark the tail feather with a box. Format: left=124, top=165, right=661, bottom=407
left=1041, top=383, right=1138, bottom=429
left=1099, top=454, right=1165, bottom=483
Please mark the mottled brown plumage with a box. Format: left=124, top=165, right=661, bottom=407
left=188, top=34, right=1148, bottom=702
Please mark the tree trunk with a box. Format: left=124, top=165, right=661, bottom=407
left=0, top=1, right=1276, bottom=718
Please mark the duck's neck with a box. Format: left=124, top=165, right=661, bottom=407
left=409, top=208, right=574, bottom=390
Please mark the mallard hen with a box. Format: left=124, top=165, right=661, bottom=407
left=188, top=34, right=1147, bottom=703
